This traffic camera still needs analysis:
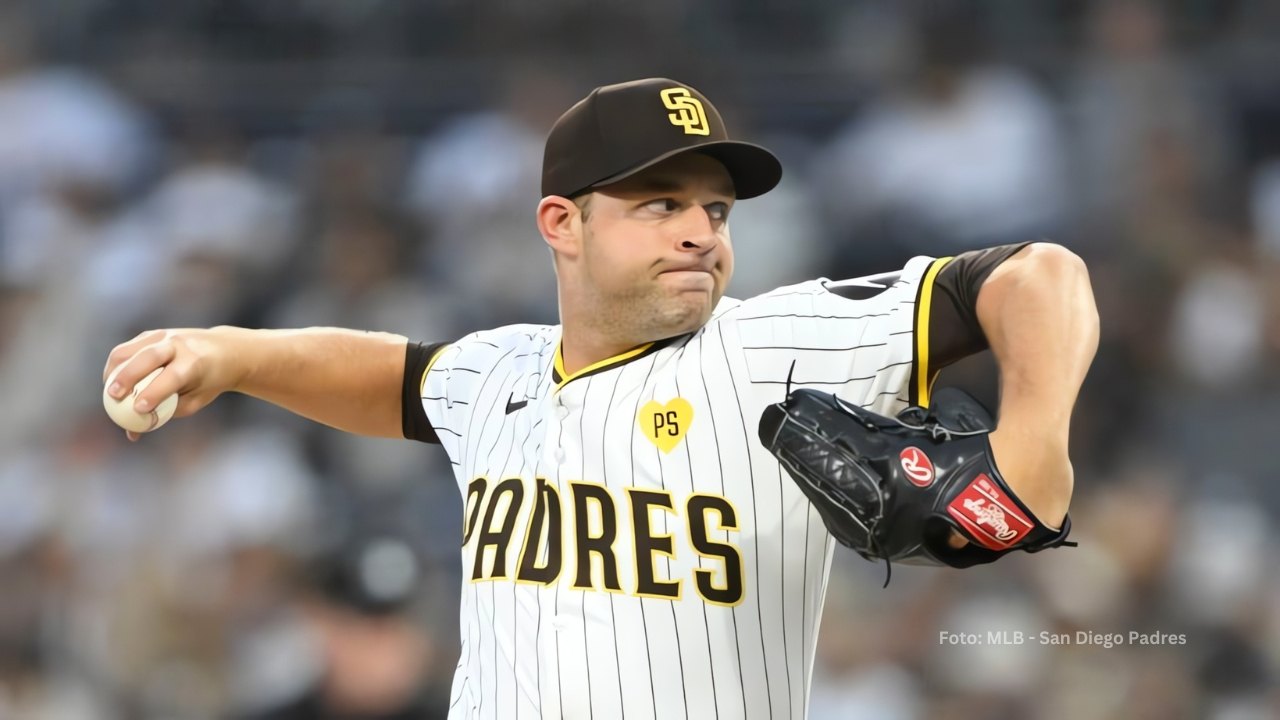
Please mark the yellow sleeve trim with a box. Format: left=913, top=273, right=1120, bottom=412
left=420, top=344, right=451, bottom=395
left=915, top=257, right=953, bottom=407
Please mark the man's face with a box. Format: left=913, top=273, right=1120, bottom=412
left=574, top=152, right=736, bottom=342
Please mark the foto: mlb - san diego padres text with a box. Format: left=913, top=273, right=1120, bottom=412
left=939, top=630, right=1187, bottom=648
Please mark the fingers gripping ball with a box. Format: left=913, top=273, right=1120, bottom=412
left=102, top=366, right=178, bottom=433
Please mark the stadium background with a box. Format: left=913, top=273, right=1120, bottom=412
left=1, top=0, right=1278, bottom=717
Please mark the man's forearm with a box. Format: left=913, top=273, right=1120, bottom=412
left=976, top=243, right=1100, bottom=526
left=227, top=326, right=410, bottom=438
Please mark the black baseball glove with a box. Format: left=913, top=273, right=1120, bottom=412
left=758, top=386, right=1075, bottom=585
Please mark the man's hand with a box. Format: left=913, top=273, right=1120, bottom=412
left=103, top=327, right=251, bottom=441
left=102, top=326, right=411, bottom=440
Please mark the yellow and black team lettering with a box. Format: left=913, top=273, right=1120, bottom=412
left=570, top=482, right=624, bottom=593
left=626, top=488, right=682, bottom=599
left=659, top=87, right=710, bottom=136
left=470, top=477, right=525, bottom=581
left=463, top=475, right=745, bottom=604
left=461, top=477, right=488, bottom=546
left=655, top=411, right=680, bottom=437
left=516, top=478, right=562, bottom=585
left=638, top=398, right=694, bottom=453
left=687, top=494, right=745, bottom=606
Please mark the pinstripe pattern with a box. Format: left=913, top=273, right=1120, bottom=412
left=420, top=255, right=938, bottom=719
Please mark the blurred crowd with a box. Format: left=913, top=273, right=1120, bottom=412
left=1, top=0, right=1278, bottom=718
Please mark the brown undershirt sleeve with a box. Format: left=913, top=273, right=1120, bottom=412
left=910, top=241, right=1033, bottom=404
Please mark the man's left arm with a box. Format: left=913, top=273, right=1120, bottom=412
left=975, top=242, right=1100, bottom=529
left=757, top=241, right=1098, bottom=566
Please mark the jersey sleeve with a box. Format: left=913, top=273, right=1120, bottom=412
left=731, top=242, right=1030, bottom=413
left=400, top=333, right=490, bottom=459
left=401, top=340, right=453, bottom=443
left=400, top=325, right=556, bottom=471
left=924, top=241, right=1033, bottom=370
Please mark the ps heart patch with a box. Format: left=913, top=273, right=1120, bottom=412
left=638, top=398, right=693, bottom=453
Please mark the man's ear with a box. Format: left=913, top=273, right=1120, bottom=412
left=537, top=195, right=582, bottom=259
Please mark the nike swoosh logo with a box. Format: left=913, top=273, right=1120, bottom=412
left=505, top=393, right=529, bottom=414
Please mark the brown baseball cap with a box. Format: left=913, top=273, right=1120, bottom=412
left=541, top=78, right=782, bottom=200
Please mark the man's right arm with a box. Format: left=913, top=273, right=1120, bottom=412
left=103, top=326, right=410, bottom=441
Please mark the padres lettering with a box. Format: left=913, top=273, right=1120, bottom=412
left=462, top=477, right=744, bottom=606
left=660, top=88, right=710, bottom=136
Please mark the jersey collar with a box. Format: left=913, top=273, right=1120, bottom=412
left=552, top=334, right=685, bottom=389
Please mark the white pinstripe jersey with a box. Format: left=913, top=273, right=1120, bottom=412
left=420, top=254, right=950, bottom=720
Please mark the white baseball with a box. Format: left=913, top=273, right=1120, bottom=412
left=103, top=365, right=179, bottom=433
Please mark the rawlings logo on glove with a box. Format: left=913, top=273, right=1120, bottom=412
left=757, top=384, right=1075, bottom=586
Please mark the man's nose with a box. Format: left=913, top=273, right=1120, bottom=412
left=677, top=206, right=719, bottom=251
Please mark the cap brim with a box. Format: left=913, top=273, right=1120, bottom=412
left=589, top=140, right=782, bottom=200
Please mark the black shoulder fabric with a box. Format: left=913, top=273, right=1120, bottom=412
left=402, top=341, right=451, bottom=443
left=927, top=242, right=1033, bottom=369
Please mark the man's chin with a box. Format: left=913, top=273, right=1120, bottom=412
left=662, top=299, right=714, bottom=336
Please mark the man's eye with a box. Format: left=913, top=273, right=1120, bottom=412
left=706, top=202, right=730, bottom=221
left=645, top=199, right=679, bottom=213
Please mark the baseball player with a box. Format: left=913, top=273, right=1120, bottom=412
left=103, top=78, right=1099, bottom=719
